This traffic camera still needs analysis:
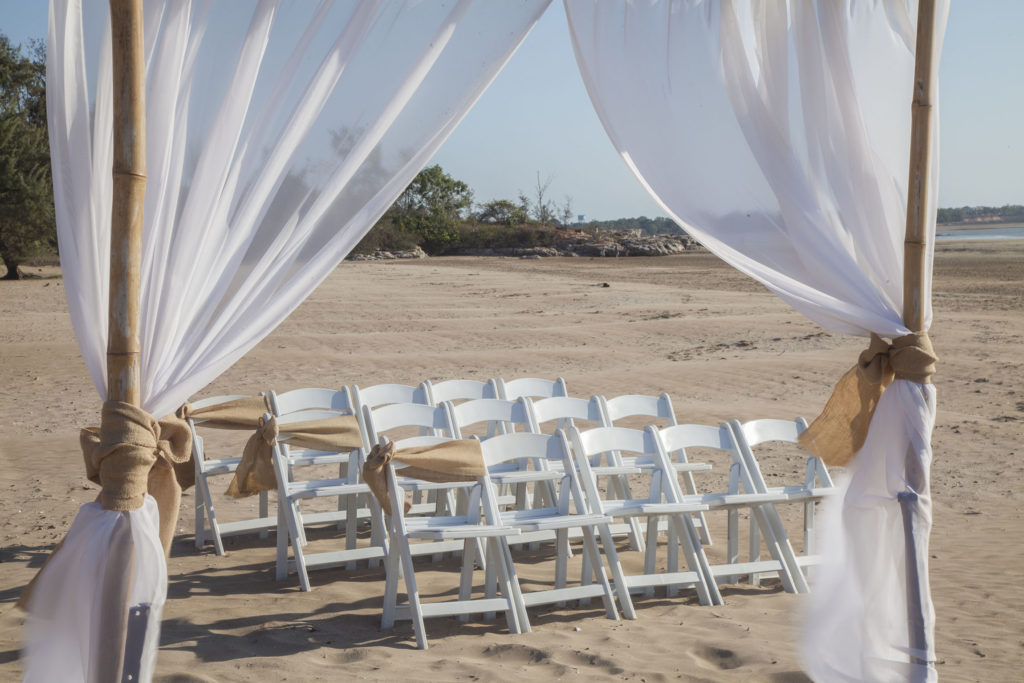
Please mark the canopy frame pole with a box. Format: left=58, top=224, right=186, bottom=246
left=901, top=0, right=937, bottom=679
left=99, top=0, right=147, bottom=681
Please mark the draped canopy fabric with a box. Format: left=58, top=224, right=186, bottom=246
left=27, top=1, right=551, bottom=680
left=28, top=0, right=947, bottom=680
left=565, top=0, right=946, bottom=680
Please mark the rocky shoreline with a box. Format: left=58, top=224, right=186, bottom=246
left=347, top=229, right=702, bottom=261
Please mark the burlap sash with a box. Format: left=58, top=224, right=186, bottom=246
left=176, top=394, right=270, bottom=432
left=225, top=414, right=364, bottom=498
left=798, top=332, right=937, bottom=467
left=362, top=439, right=486, bottom=515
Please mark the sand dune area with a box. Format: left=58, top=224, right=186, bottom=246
left=1, top=241, right=1021, bottom=681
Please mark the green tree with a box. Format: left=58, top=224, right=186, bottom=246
left=0, top=36, right=55, bottom=280
left=475, top=198, right=528, bottom=227
left=386, top=164, right=473, bottom=253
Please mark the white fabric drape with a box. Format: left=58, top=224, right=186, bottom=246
left=29, top=1, right=550, bottom=680
left=566, top=0, right=946, bottom=680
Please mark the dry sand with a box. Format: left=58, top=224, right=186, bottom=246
left=0, top=241, right=1021, bottom=681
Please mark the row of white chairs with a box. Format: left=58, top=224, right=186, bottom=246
left=185, top=378, right=836, bottom=649
left=188, top=377, right=567, bottom=555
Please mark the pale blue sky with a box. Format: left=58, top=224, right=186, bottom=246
left=2, top=1, right=1021, bottom=220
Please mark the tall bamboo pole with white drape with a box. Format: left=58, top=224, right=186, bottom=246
left=901, top=0, right=938, bottom=676
left=97, top=0, right=146, bottom=679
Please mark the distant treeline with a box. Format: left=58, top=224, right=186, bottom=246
left=581, top=216, right=685, bottom=236
left=937, top=205, right=1024, bottom=224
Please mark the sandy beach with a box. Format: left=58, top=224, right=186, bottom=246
left=1, top=241, right=1021, bottom=681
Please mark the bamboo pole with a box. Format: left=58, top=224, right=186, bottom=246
left=900, top=0, right=937, bottom=678
left=96, top=0, right=146, bottom=680
left=107, top=0, right=146, bottom=406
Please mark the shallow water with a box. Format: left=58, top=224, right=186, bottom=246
left=936, top=226, right=1024, bottom=241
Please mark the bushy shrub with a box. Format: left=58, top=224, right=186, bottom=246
left=350, top=219, right=421, bottom=255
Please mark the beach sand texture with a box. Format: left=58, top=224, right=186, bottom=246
left=1, top=241, right=1021, bottom=681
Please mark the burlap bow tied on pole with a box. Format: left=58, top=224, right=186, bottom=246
left=17, top=400, right=195, bottom=611
left=362, top=438, right=487, bottom=514
left=799, top=331, right=938, bottom=467
left=81, top=400, right=195, bottom=554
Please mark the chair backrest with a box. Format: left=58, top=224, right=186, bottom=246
left=269, top=387, right=353, bottom=417
left=362, top=402, right=455, bottom=451
left=526, top=396, right=605, bottom=433
left=446, top=398, right=531, bottom=439
left=496, top=377, right=568, bottom=400
left=477, top=432, right=583, bottom=516
left=350, top=382, right=430, bottom=410
left=730, top=417, right=829, bottom=490
left=566, top=426, right=676, bottom=510
left=655, top=421, right=769, bottom=497
left=599, top=393, right=677, bottom=427
left=422, top=378, right=499, bottom=404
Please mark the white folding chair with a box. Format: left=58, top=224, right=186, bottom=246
left=729, top=418, right=835, bottom=580
left=351, top=383, right=434, bottom=507
left=567, top=425, right=722, bottom=607
left=475, top=432, right=635, bottom=623
left=269, top=387, right=378, bottom=568
left=654, top=423, right=809, bottom=594
left=528, top=396, right=645, bottom=550
left=447, top=397, right=550, bottom=514
left=270, top=410, right=388, bottom=592
left=599, top=393, right=713, bottom=545
left=375, top=434, right=527, bottom=650
left=495, top=376, right=569, bottom=401
left=422, top=378, right=499, bottom=405
left=362, top=402, right=479, bottom=558
left=187, top=394, right=273, bottom=555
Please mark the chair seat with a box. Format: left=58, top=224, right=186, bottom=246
left=602, top=500, right=709, bottom=517
left=289, top=449, right=352, bottom=467
left=405, top=516, right=521, bottom=540
left=200, top=457, right=242, bottom=476
left=286, top=478, right=369, bottom=499
left=501, top=509, right=612, bottom=532
left=765, top=485, right=837, bottom=501
left=490, top=470, right=562, bottom=486
left=701, top=490, right=792, bottom=508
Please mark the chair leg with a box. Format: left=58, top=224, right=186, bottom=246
left=381, top=532, right=401, bottom=630
left=642, top=517, right=658, bottom=597
left=597, top=524, right=636, bottom=620
left=669, top=515, right=722, bottom=606
left=286, top=499, right=311, bottom=592
left=751, top=504, right=808, bottom=593
left=495, top=537, right=530, bottom=635
left=458, top=537, right=477, bottom=623
left=749, top=514, right=762, bottom=586
left=399, top=541, right=428, bottom=650
left=581, top=529, right=619, bottom=620
left=194, top=474, right=206, bottom=550
left=727, top=508, right=739, bottom=579
left=484, top=540, right=499, bottom=622
left=275, top=503, right=289, bottom=581
left=258, top=491, right=269, bottom=540
left=804, top=500, right=814, bottom=556
left=369, top=497, right=387, bottom=570
left=345, top=492, right=359, bottom=571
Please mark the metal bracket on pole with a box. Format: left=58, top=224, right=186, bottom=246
left=120, top=603, right=151, bottom=682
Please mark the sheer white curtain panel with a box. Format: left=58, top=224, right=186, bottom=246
left=26, top=1, right=551, bottom=681
left=565, top=0, right=946, bottom=680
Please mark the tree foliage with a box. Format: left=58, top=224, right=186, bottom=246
left=475, top=198, right=529, bottom=227
left=387, top=164, right=473, bottom=253
left=0, top=35, right=55, bottom=280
